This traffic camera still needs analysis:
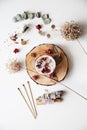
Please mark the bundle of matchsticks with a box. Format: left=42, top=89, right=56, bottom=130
left=18, top=81, right=37, bottom=119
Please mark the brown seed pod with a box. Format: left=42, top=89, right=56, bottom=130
left=51, top=24, right=56, bottom=29
left=46, top=33, right=51, bottom=38
left=60, top=21, right=82, bottom=40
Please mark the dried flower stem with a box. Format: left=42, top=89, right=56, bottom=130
left=59, top=82, right=87, bottom=101
left=77, top=39, right=87, bottom=55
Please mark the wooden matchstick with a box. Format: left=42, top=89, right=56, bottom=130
left=27, top=81, right=38, bottom=117
left=22, top=84, right=36, bottom=118
left=59, top=82, right=87, bottom=101
left=18, top=88, right=36, bottom=119
left=77, top=39, right=87, bottom=55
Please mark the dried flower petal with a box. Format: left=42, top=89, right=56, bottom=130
left=13, top=48, right=19, bottom=53
left=32, top=75, right=39, bottom=80
left=45, top=49, right=52, bottom=54
left=10, top=34, right=18, bottom=41
left=31, top=52, right=36, bottom=57
left=36, top=24, right=42, bottom=30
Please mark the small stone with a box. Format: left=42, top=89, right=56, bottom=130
left=41, top=67, right=51, bottom=73
left=13, top=48, right=19, bottom=53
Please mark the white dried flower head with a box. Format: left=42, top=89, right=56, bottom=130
left=6, top=59, right=22, bottom=73
left=60, top=21, right=82, bottom=40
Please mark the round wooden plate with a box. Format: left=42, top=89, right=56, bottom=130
left=26, top=44, right=68, bottom=86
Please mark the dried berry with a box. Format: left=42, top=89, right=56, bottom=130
left=36, top=62, right=42, bottom=68
left=32, top=75, right=39, bottom=80
left=41, top=67, right=51, bottom=73
left=49, top=73, right=56, bottom=78
left=45, top=49, right=52, bottom=54
left=36, top=24, right=42, bottom=30
left=41, top=57, right=47, bottom=61
left=31, top=52, right=36, bottom=57
left=13, top=48, right=19, bottom=53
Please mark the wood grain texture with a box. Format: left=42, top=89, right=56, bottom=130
left=26, top=44, right=68, bottom=86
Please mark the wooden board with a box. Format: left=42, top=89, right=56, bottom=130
left=26, top=44, right=68, bottom=86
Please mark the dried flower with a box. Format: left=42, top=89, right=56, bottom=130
left=13, top=48, right=19, bottom=53
left=10, top=34, right=18, bottom=41
left=7, top=59, right=22, bottom=73
left=32, top=75, right=39, bottom=80
left=60, top=21, right=82, bottom=40
left=31, top=52, right=36, bottom=57
left=45, top=49, right=52, bottom=54
left=36, top=24, right=42, bottom=30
